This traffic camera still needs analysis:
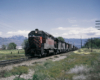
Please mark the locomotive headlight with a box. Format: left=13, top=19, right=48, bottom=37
left=35, top=29, right=38, bottom=33
left=35, top=31, right=37, bottom=33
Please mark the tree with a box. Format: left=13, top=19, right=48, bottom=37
left=2, top=45, right=6, bottom=50
left=57, top=36, right=65, bottom=41
left=83, top=38, right=100, bottom=48
left=7, top=42, right=17, bottom=50
left=22, top=39, right=29, bottom=49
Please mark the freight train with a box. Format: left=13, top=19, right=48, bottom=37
left=25, top=29, right=78, bottom=58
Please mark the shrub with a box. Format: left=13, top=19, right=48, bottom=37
left=33, top=60, right=56, bottom=80
left=87, top=58, right=100, bottom=80
left=4, top=72, right=12, bottom=77
left=11, top=66, right=28, bottom=75
left=32, top=48, right=100, bottom=80
left=0, top=66, right=29, bottom=78
left=14, top=77, right=27, bottom=80
left=43, top=60, right=54, bottom=69
left=0, top=70, right=12, bottom=78
left=33, top=72, right=49, bottom=80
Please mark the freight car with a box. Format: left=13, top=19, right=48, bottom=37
left=25, top=29, right=77, bottom=58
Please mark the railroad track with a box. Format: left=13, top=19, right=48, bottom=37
left=0, top=50, right=77, bottom=67
left=0, top=58, right=32, bottom=66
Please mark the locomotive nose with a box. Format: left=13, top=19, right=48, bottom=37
left=29, top=36, right=42, bottom=48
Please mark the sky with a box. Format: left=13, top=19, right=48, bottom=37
left=0, top=0, right=100, bottom=38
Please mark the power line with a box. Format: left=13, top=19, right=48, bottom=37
left=95, top=20, right=100, bottom=30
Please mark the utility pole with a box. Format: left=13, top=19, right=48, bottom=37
left=90, top=26, right=92, bottom=52
left=73, top=42, right=74, bottom=50
left=95, top=20, right=100, bottom=49
left=81, top=36, right=82, bottom=48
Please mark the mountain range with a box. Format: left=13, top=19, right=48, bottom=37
left=0, top=36, right=26, bottom=47
left=0, top=35, right=88, bottom=48
left=64, top=38, right=87, bottom=48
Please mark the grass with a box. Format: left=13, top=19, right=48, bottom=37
left=0, top=49, right=25, bottom=54
left=14, top=77, right=31, bottom=80
left=0, top=66, right=29, bottom=78
left=32, top=48, right=100, bottom=80
left=0, top=49, right=25, bottom=61
left=0, top=48, right=100, bottom=80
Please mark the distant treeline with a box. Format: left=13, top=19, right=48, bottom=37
left=83, top=38, right=100, bottom=48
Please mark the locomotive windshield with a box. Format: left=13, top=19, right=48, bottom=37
left=28, top=34, right=42, bottom=37
left=28, top=35, right=34, bottom=37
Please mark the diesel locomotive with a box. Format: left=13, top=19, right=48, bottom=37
left=25, top=29, right=78, bottom=58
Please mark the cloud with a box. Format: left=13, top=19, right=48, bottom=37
left=51, top=27, right=100, bottom=39
left=86, top=33, right=96, bottom=35
left=1, top=27, right=100, bottom=39
left=68, top=19, right=77, bottom=23
left=7, top=30, right=30, bottom=37
left=72, top=25, right=78, bottom=27
left=0, top=32, right=2, bottom=35
left=57, top=27, right=66, bottom=30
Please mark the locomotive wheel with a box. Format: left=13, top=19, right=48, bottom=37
left=43, top=52, right=47, bottom=57
left=57, top=50, right=60, bottom=54
left=53, top=50, right=57, bottom=55
left=39, top=53, right=47, bottom=58
left=46, top=51, right=49, bottom=56
left=54, top=51, right=57, bottom=55
left=39, top=53, right=43, bottom=58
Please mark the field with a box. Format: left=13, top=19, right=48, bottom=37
left=32, top=48, right=100, bottom=80
left=0, top=48, right=100, bottom=80
left=0, top=49, right=25, bottom=61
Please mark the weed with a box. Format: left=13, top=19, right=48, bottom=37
left=0, top=49, right=25, bottom=61
left=14, top=77, right=31, bottom=80
left=0, top=66, right=29, bottom=78
left=43, top=60, right=54, bottom=68
left=32, top=48, right=100, bottom=80
left=33, top=72, right=49, bottom=80
left=0, top=70, right=11, bottom=78
left=11, top=66, right=28, bottom=75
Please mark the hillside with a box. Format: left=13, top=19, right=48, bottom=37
left=64, top=38, right=87, bottom=48
left=0, top=35, right=26, bottom=46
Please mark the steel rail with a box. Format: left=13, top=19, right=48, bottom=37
left=0, top=58, right=29, bottom=66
